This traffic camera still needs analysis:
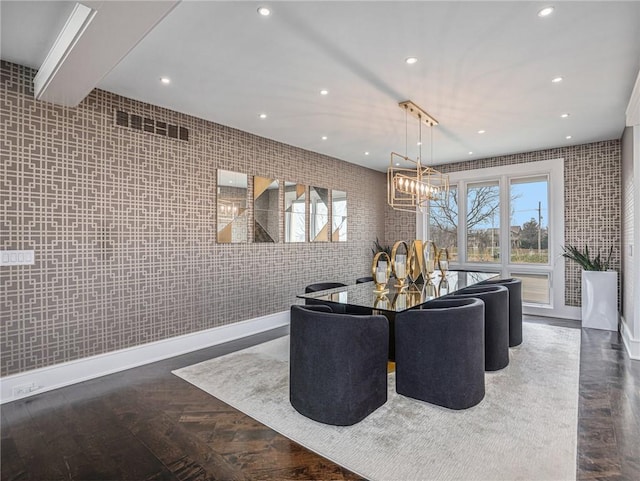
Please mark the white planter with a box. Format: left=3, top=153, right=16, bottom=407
left=581, top=270, right=618, bottom=331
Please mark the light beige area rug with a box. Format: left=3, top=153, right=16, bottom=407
left=173, top=323, right=580, bottom=481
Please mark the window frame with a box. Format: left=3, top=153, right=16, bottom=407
left=418, top=158, right=577, bottom=319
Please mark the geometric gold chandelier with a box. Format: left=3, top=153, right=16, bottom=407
left=387, top=101, right=449, bottom=213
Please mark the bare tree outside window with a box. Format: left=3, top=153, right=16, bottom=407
left=428, top=187, right=458, bottom=261
left=429, top=185, right=503, bottom=262
left=466, top=183, right=501, bottom=262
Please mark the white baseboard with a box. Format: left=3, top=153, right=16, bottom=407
left=620, top=316, right=640, bottom=360
left=0, top=310, right=290, bottom=404
left=523, top=305, right=581, bottom=321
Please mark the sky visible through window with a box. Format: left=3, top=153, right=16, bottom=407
left=510, top=181, right=548, bottom=228
left=471, top=180, right=548, bottom=230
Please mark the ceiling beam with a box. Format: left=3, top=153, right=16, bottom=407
left=34, top=0, right=180, bottom=107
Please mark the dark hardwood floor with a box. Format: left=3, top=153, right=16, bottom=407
left=1, top=317, right=639, bottom=481
left=576, top=328, right=640, bottom=480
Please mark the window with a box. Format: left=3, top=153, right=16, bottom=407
left=424, top=159, right=571, bottom=318
left=466, top=181, right=500, bottom=263
left=510, top=176, right=549, bottom=264
left=428, top=186, right=458, bottom=261
left=512, top=272, right=551, bottom=304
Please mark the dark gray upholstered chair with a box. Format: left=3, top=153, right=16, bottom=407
left=395, top=298, right=485, bottom=409
left=289, top=305, right=389, bottom=425
left=304, top=282, right=348, bottom=313
left=305, top=282, right=347, bottom=293
left=479, top=278, right=523, bottom=346
left=356, top=276, right=374, bottom=284
left=449, top=284, right=510, bottom=371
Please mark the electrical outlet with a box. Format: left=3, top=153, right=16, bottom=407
left=12, top=383, right=40, bottom=396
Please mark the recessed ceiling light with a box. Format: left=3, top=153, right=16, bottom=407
left=364, top=151, right=370, bottom=156
left=160, top=77, right=171, bottom=85
left=552, top=76, right=563, bottom=83
left=566, top=135, right=572, bottom=139
left=537, top=6, right=554, bottom=17
left=320, top=89, right=329, bottom=96
left=468, top=151, right=473, bottom=155
left=478, top=130, right=486, bottom=134
left=405, top=57, right=418, bottom=65
left=395, top=162, right=401, bottom=166
left=258, top=113, right=267, bottom=119
left=321, top=136, right=328, bottom=140
left=257, top=6, right=271, bottom=16
left=417, top=141, right=422, bottom=146
left=561, top=113, right=570, bottom=118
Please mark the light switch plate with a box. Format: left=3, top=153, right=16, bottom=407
left=0, top=250, right=35, bottom=266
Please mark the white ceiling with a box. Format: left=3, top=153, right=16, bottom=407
left=2, top=1, right=640, bottom=172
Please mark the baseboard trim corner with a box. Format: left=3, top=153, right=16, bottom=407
left=620, top=317, right=640, bottom=360
left=0, top=311, right=289, bottom=404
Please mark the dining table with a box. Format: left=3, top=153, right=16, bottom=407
left=297, top=270, right=499, bottom=359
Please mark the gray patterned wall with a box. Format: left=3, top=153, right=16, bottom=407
left=621, top=127, right=634, bottom=327
left=384, top=204, right=416, bottom=247
left=0, top=61, right=385, bottom=377
left=434, top=141, right=621, bottom=307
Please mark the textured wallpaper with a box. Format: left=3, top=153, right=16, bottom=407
left=621, top=127, right=634, bottom=329
left=0, top=61, right=385, bottom=376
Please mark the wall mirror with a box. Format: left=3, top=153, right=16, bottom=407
left=332, top=190, right=347, bottom=241
left=254, top=176, right=279, bottom=243
left=310, top=186, right=329, bottom=242
left=284, top=182, right=306, bottom=243
left=217, top=170, right=248, bottom=243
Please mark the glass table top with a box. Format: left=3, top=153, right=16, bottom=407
left=297, top=270, right=499, bottom=313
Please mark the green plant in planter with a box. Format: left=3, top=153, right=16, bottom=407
left=371, top=237, right=392, bottom=258
left=561, top=244, right=613, bottom=271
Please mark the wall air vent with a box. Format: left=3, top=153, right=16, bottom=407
left=115, top=110, right=189, bottom=142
